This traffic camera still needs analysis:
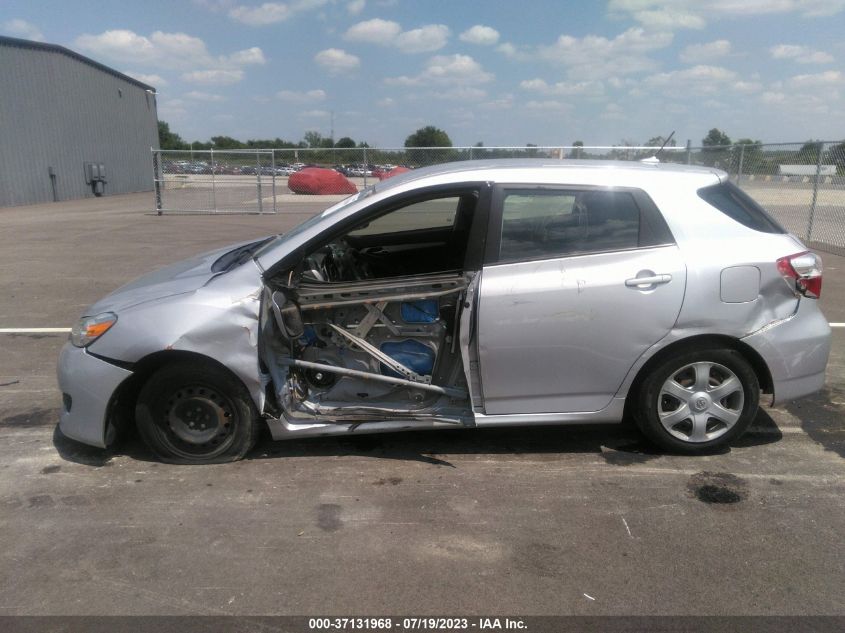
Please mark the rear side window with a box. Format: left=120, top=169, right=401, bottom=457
left=498, top=188, right=672, bottom=262
left=698, top=182, right=785, bottom=234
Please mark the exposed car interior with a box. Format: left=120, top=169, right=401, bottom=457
left=260, top=191, right=480, bottom=425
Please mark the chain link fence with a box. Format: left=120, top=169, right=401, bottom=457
left=152, top=142, right=845, bottom=255
left=153, top=149, right=278, bottom=214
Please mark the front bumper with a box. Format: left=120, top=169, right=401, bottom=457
left=742, top=299, right=831, bottom=405
left=57, top=343, right=133, bottom=448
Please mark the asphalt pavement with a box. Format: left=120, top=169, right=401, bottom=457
left=0, top=192, right=843, bottom=616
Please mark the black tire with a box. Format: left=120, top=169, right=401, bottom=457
left=135, top=360, right=259, bottom=464
left=634, top=348, right=759, bottom=454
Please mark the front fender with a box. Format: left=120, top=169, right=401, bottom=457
left=88, top=262, right=266, bottom=411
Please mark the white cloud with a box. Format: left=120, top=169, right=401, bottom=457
left=788, top=70, right=844, bottom=87
left=299, top=109, right=330, bottom=118
left=344, top=18, right=402, bottom=44
left=459, top=25, right=500, bottom=46
left=643, top=64, right=738, bottom=92
left=608, top=0, right=845, bottom=29
left=536, top=27, right=674, bottom=79
left=601, top=103, right=626, bottom=120
left=182, top=69, right=244, bottom=84
left=732, top=80, right=763, bottom=93
left=74, top=29, right=265, bottom=72
left=158, top=97, right=187, bottom=118
left=1, top=18, right=44, bottom=41
left=347, top=0, right=366, bottom=14
left=496, top=42, right=520, bottom=58
left=124, top=71, right=168, bottom=87
left=481, top=94, right=515, bottom=110
left=343, top=19, right=449, bottom=53
left=276, top=89, right=326, bottom=102
left=525, top=100, right=573, bottom=112
left=432, top=86, right=488, bottom=101
left=761, top=91, right=786, bottom=103
left=520, top=78, right=605, bottom=96
left=376, top=97, right=395, bottom=107
left=770, top=44, right=834, bottom=64
left=680, top=39, right=731, bottom=63
left=385, top=54, right=493, bottom=86
left=227, top=0, right=329, bottom=26
left=184, top=90, right=226, bottom=101
left=314, top=48, right=360, bottom=73
left=608, top=1, right=706, bottom=29
left=394, top=25, right=450, bottom=53
left=225, top=47, right=267, bottom=65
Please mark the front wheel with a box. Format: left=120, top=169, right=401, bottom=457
left=635, top=349, right=759, bottom=453
left=135, top=360, right=259, bottom=464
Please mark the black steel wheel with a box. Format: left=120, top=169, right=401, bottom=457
left=135, top=360, right=259, bottom=464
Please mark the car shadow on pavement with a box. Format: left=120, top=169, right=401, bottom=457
left=51, top=410, right=784, bottom=468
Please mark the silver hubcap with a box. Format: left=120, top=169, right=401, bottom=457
left=658, top=362, right=744, bottom=443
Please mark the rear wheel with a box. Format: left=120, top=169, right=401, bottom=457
left=635, top=349, right=759, bottom=453
left=135, top=361, right=259, bottom=464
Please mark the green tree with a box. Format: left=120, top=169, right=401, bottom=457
left=303, top=130, right=324, bottom=148
left=646, top=135, right=676, bottom=148
left=702, top=128, right=731, bottom=148
left=335, top=136, right=356, bottom=148
left=829, top=141, right=845, bottom=175
left=569, top=140, right=584, bottom=159
left=404, top=126, right=452, bottom=165
left=731, top=138, right=763, bottom=174
left=404, top=126, right=453, bottom=148
left=210, top=136, right=244, bottom=149
left=798, top=140, right=822, bottom=164
left=157, top=120, right=187, bottom=150
left=701, top=128, right=732, bottom=167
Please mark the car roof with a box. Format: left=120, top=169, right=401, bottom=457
left=373, top=158, right=727, bottom=193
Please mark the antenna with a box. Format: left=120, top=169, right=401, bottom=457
left=654, top=131, right=675, bottom=160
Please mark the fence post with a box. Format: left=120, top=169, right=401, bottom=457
left=271, top=150, right=277, bottom=214
left=210, top=148, right=217, bottom=213
left=806, top=141, right=824, bottom=241
left=152, top=148, right=163, bottom=215
left=256, top=151, right=263, bottom=215
left=363, top=147, right=368, bottom=187
left=736, top=144, right=745, bottom=183
left=686, top=140, right=692, bottom=165
left=469, top=146, right=474, bottom=160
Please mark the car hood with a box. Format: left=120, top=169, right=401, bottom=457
left=87, top=238, right=269, bottom=315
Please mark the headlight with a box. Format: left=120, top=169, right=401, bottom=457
left=71, top=312, right=118, bottom=348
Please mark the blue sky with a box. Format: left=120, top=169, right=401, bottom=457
left=2, top=0, right=844, bottom=147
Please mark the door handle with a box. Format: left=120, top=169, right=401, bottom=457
left=625, top=274, right=672, bottom=288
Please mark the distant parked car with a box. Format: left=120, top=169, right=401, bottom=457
left=58, top=159, right=830, bottom=463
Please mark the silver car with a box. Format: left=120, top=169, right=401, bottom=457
left=57, top=160, right=831, bottom=463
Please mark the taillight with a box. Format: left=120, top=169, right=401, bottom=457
left=776, top=251, right=823, bottom=299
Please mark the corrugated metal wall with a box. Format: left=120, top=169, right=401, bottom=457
left=0, top=43, right=159, bottom=207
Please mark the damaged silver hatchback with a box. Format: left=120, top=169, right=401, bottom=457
left=57, top=160, right=831, bottom=463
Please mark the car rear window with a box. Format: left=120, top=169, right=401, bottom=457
left=497, top=188, right=673, bottom=263
left=698, top=182, right=785, bottom=234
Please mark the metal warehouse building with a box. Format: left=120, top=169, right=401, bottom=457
left=0, top=36, right=159, bottom=207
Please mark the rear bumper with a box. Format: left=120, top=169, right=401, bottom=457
left=56, top=343, right=133, bottom=448
left=741, top=299, right=831, bottom=405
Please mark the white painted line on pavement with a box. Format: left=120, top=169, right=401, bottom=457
left=0, top=328, right=71, bottom=334
left=829, top=323, right=845, bottom=328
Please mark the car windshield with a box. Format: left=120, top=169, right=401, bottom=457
left=252, top=186, right=376, bottom=260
